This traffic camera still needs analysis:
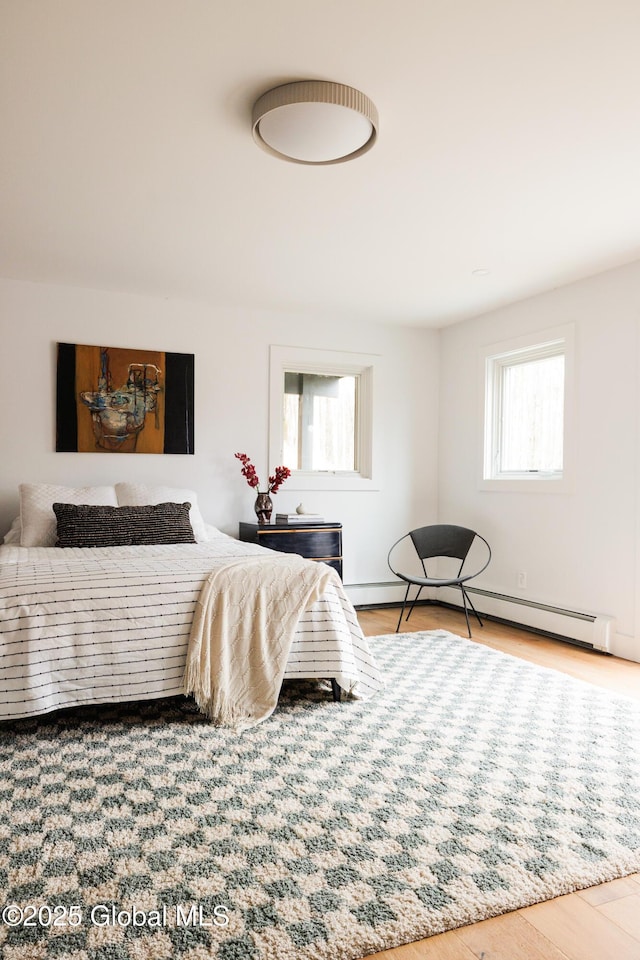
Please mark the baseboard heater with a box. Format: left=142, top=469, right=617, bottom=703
left=348, top=582, right=615, bottom=653
left=459, top=586, right=615, bottom=653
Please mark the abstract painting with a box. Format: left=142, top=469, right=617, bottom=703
left=56, top=343, right=194, bottom=454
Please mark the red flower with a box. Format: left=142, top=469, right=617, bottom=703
left=235, top=453, right=291, bottom=494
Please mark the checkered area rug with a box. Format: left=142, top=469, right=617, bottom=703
left=1, top=630, right=640, bottom=960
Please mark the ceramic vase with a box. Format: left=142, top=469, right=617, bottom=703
left=254, top=491, right=273, bottom=525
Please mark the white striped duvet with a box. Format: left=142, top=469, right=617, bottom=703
left=0, top=537, right=383, bottom=722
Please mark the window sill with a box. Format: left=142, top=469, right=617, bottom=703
left=280, top=471, right=379, bottom=492
left=479, top=476, right=571, bottom=494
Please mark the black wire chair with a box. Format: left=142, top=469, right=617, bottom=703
left=387, top=524, right=491, bottom=637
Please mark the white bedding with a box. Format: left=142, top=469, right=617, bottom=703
left=0, top=537, right=383, bottom=722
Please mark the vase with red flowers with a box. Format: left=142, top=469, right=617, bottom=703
left=235, top=453, right=291, bottom=524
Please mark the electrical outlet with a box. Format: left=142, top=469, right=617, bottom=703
left=517, top=571, right=527, bottom=589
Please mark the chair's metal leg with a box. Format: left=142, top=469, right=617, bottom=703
left=462, top=587, right=484, bottom=628
left=396, top=584, right=411, bottom=632
left=460, top=586, right=472, bottom=638
left=405, top=585, right=424, bottom=623
left=330, top=679, right=341, bottom=702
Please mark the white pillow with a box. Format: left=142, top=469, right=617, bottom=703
left=19, top=483, right=118, bottom=547
left=202, top=522, right=227, bottom=540
left=115, top=482, right=209, bottom=542
left=3, top=516, right=21, bottom=544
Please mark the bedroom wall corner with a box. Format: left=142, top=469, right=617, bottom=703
left=437, top=258, right=640, bottom=662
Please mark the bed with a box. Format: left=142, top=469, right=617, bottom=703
left=0, top=482, right=383, bottom=723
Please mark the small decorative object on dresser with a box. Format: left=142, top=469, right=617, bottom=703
left=276, top=502, right=325, bottom=523
left=275, top=512, right=325, bottom=524
left=234, top=453, right=291, bottom=525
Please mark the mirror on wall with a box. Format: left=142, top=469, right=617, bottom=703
left=269, top=345, right=377, bottom=491
left=283, top=371, right=358, bottom=473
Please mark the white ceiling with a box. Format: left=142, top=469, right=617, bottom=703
left=3, top=0, right=640, bottom=327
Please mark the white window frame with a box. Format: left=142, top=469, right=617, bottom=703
left=479, top=324, right=574, bottom=493
left=269, top=345, right=378, bottom=491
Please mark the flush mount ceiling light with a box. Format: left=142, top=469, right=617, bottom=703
left=252, top=81, right=378, bottom=164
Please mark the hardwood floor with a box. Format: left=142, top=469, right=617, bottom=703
left=356, top=604, right=640, bottom=960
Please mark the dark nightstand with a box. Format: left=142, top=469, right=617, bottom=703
left=238, top=521, right=343, bottom=580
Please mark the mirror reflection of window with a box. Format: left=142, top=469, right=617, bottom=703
left=283, top=372, right=357, bottom=472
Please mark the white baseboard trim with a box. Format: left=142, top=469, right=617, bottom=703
left=343, top=581, right=408, bottom=607
left=607, top=632, right=640, bottom=664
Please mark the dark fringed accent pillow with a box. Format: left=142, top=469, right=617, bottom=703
left=53, top=502, right=196, bottom=548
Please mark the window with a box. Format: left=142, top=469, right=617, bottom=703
left=269, top=345, right=377, bottom=491
left=283, top=372, right=357, bottom=472
left=481, top=326, right=573, bottom=491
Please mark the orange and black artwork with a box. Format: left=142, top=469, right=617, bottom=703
left=56, top=342, right=194, bottom=454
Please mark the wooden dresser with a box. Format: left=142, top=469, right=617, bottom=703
left=238, top=522, right=343, bottom=579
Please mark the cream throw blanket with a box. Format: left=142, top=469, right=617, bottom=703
left=184, top=553, right=337, bottom=728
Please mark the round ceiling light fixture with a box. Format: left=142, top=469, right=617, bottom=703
left=252, top=81, right=378, bottom=164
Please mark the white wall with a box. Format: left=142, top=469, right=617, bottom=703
left=6, top=262, right=639, bottom=659
left=0, top=278, right=439, bottom=599
left=438, top=260, right=640, bottom=661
